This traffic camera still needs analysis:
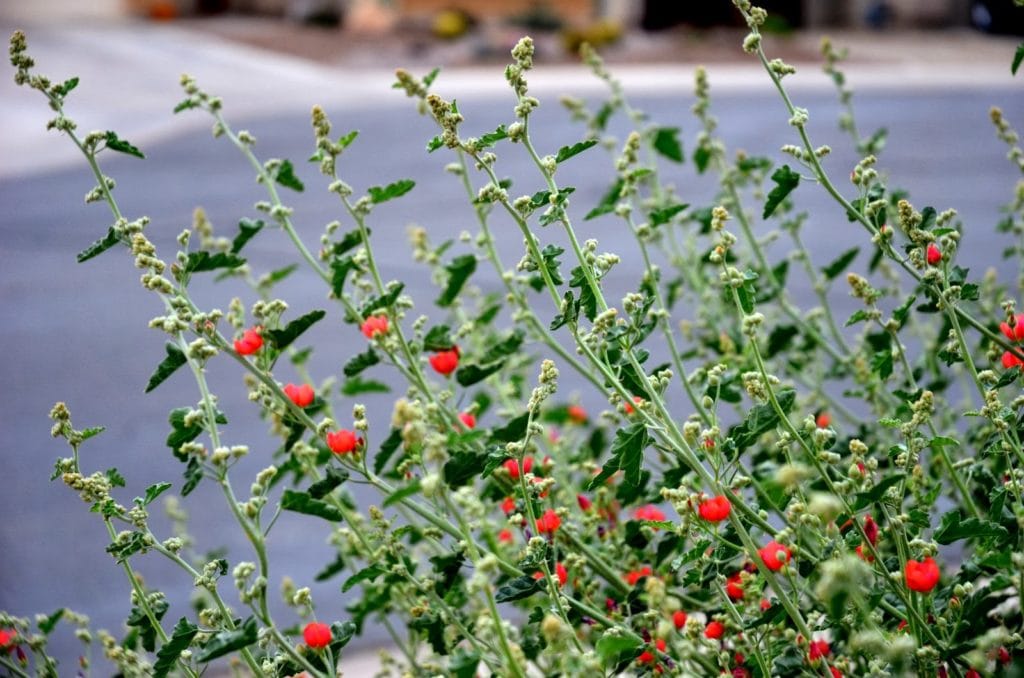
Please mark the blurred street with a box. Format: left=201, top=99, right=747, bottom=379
left=2, top=4, right=1023, bottom=674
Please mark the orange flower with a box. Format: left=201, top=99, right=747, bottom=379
left=360, top=314, right=388, bottom=339
left=567, top=404, right=588, bottom=424
left=634, top=504, right=666, bottom=522
left=638, top=638, right=666, bottom=664
left=504, top=456, right=533, bottom=480
left=326, top=429, right=358, bottom=454
left=283, top=383, right=315, bottom=408
left=1000, top=313, right=1024, bottom=341
left=705, top=621, right=724, bottom=639
left=726, top=573, right=744, bottom=600
left=624, top=566, right=653, bottom=586
left=672, top=610, right=687, bottom=630
left=234, top=327, right=262, bottom=355
left=697, top=495, right=731, bottom=522
left=428, top=347, right=459, bottom=376
left=302, top=622, right=332, bottom=649
left=758, top=540, right=792, bottom=571
left=905, top=557, right=940, bottom=593
left=536, top=508, right=561, bottom=534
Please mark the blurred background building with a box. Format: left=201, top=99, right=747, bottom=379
left=6, top=0, right=1023, bottom=35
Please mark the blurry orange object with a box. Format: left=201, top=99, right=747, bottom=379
left=149, top=1, right=177, bottom=20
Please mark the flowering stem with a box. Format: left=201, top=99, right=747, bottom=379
left=715, top=582, right=771, bottom=676
left=149, top=540, right=264, bottom=676
left=102, top=519, right=200, bottom=678
left=740, top=14, right=1024, bottom=364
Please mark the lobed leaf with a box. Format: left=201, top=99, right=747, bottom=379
left=144, top=343, right=187, bottom=394
left=266, top=309, right=326, bottom=351
left=369, top=179, right=415, bottom=203
left=763, top=164, right=800, bottom=219
left=554, top=138, right=598, bottom=163
left=280, top=489, right=344, bottom=522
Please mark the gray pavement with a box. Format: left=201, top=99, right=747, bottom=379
left=2, top=14, right=1023, bottom=676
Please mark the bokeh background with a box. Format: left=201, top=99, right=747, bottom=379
left=2, top=0, right=1023, bottom=673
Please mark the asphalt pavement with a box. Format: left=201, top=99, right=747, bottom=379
left=2, top=13, right=1023, bottom=676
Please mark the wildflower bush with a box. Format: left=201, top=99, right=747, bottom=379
left=5, top=2, right=1024, bottom=676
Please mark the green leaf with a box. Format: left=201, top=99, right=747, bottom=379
left=408, top=613, right=448, bottom=655
left=555, top=139, right=598, bottom=163
left=330, top=620, right=357, bottom=651
left=104, top=467, right=126, bottom=488
left=821, top=247, right=859, bottom=281
left=383, top=479, right=422, bottom=507
left=183, top=251, right=245, bottom=275
left=330, top=255, right=357, bottom=297
left=490, top=412, right=530, bottom=443
left=763, top=164, right=800, bottom=219
left=274, top=159, right=304, bottom=192
left=104, top=131, right=145, bottom=158
left=852, top=474, right=906, bottom=511
left=731, top=388, right=795, bottom=452
left=693, top=144, right=711, bottom=173
left=153, top=618, right=198, bottom=678
left=585, top=178, right=623, bottom=220
left=423, top=325, right=454, bottom=351
left=455, top=361, right=505, bottom=387
left=595, top=633, right=644, bottom=666
left=81, top=425, right=106, bottom=441
left=871, top=349, right=893, bottom=380
left=314, top=554, right=346, bottom=582
left=845, top=309, right=873, bottom=327
left=264, top=263, right=299, bottom=286
left=479, top=330, right=524, bottom=364
left=230, top=218, right=264, bottom=254
left=195, top=617, right=257, bottom=663
left=478, top=124, right=508, bottom=149
left=54, top=77, right=79, bottom=97
left=38, top=608, right=65, bottom=635
left=331, top=227, right=367, bottom=257
left=341, top=377, right=390, bottom=395
left=173, top=98, right=199, bottom=114
left=280, top=489, right=344, bottom=522
left=166, top=406, right=227, bottom=455
left=494, top=575, right=542, bottom=603
left=1014, top=42, right=1024, bottom=75
left=766, top=324, right=799, bottom=358
left=443, top=451, right=484, bottom=487
left=423, top=66, right=441, bottom=87
left=426, top=135, right=444, bottom=152
left=374, top=428, right=404, bottom=475
left=360, top=283, right=405, bottom=318
left=106, top=531, right=148, bottom=563
left=266, top=309, right=326, bottom=351
left=140, top=482, right=173, bottom=506
left=307, top=467, right=349, bottom=500
left=343, top=347, right=380, bottom=378
left=934, top=510, right=1008, bottom=545
left=995, top=365, right=1020, bottom=388
left=437, top=254, right=477, bottom=307
left=369, top=179, right=415, bottom=204
left=145, top=343, right=187, bottom=393
left=77, top=226, right=121, bottom=263
left=651, top=127, right=684, bottom=163
left=649, top=203, right=688, bottom=227
left=588, top=423, right=650, bottom=490
left=892, top=294, right=916, bottom=328
left=736, top=268, right=759, bottom=314
left=342, top=564, right=385, bottom=592
left=569, top=265, right=599, bottom=322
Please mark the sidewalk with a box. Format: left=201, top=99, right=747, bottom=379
left=2, top=14, right=1020, bottom=178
